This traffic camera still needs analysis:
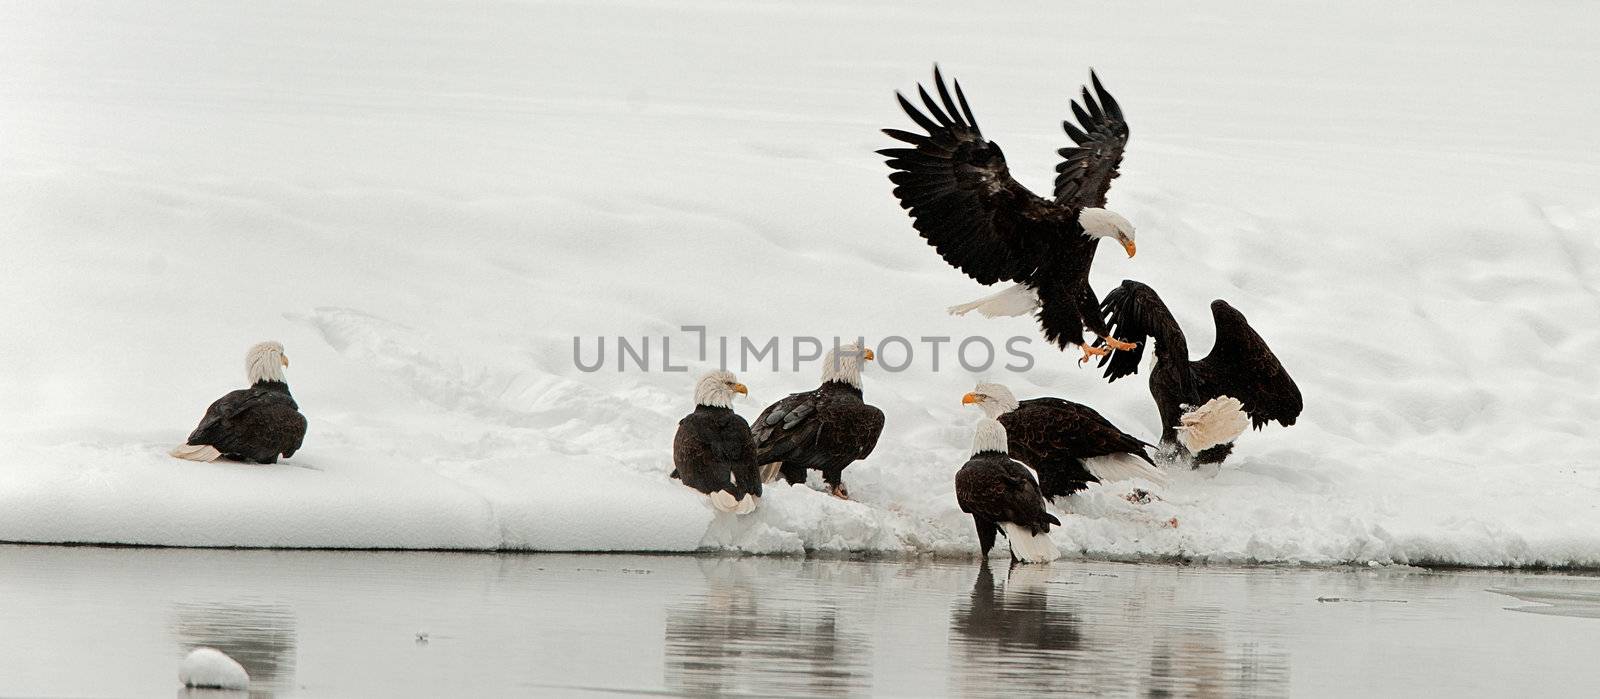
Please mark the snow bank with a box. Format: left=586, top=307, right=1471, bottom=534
left=2, top=1, right=1597, bottom=566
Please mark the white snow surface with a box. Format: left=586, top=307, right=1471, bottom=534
left=179, top=647, right=249, bottom=690
left=2, top=1, right=1597, bottom=566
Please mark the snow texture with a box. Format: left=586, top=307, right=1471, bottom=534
left=2, top=1, right=1598, bottom=566
left=179, top=647, right=249, bottom=690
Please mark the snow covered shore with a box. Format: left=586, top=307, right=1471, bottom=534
left=2, top=1, right=1596, bottom=566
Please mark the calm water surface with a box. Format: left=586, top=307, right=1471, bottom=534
left=1, top=546, right=1597, bottom=697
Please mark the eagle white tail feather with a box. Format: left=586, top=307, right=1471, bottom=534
left=1000, top=522, right=1060, bottom=563
left=170, top=444, right=221, bottom=462
left=1083, top=452, right=1169, bottom=488
left=759, top=462, right=784, bottom=483
left=709, top=490, right=741, bottom=513
left=1177, top=396, right=1249, bottom=452
left=947, top=283, right=1040, bottom=318
left=735, top=494, right=759, bottom=515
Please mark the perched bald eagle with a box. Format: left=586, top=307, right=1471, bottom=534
left=171, top=341, right=306, bottom=464
left=962, top=382, right=1171, bottom=500
left=955, top=418, right=1061, bottom=563
left=880, top=66, right=1140, bottom=363
left=672, top=370, right=761, bottom=514
left=1096, top=280, right=1302, bottom=464
left=753, top=343, right=885, bottom=500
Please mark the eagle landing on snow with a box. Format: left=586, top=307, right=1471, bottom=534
left=880, top=66, right=1140, bottom=364
left=1096, top=281, right=1302, bottom=464
left=171, top=341, right=307, bottom=464
left=671, top=370, right=762, bottom=514
left=752, top=343, right=886, bottom=500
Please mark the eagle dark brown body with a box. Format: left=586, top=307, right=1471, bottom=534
left=999, top=398, right=1156, bottom=499
left=182, top=381, right=307, bottom=464
left=672, top=404, right=762, bottom=502
left=753, top=381, right=885, bottom=496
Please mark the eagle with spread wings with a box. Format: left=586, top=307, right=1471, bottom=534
left=880, top=66, right=1139, bottom=363
left=1095, top=281, right=1303, bottom=464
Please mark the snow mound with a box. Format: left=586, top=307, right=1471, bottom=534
left=2, top=1, right=1598, bottom=566
left=179, top=647, right=249, bottom=690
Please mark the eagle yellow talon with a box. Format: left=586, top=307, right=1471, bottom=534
left=1102, top=336, right=1137, bottom=352
left=1078, top=344, right=1110, bottom=365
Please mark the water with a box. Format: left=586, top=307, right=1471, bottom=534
left=1, top=546, right=1597, bottom=697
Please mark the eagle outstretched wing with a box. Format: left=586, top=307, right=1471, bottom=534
left=879, top=67, right=1073, bottom=286
left=1192, top=300, right=1303, bottom=429
left=1095, top=280, right=1191, bottom=383
left=1053, top=71, right=1129, bottom=208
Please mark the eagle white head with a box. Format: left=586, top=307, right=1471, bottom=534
left=1079, top=207, right=1137, bottom=258
left=694, top=369, right=748, bottom=408
left=820, top=342, right=875, bottom=388
left=971, top=417, right=1009, bottom=456
left=962, top=382, right=1019, bottom=420
left=246, top=341, right=289, bottom=385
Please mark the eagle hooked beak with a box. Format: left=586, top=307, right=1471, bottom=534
left=1121, top=239, right=1137, bottom=258
left=862, top=348, right=875, bottom=361
left=733, top=383, right=748, bottom=395
left=281, top=354, right=290, bottom=368
left=961, top=392, right=980, bottom=405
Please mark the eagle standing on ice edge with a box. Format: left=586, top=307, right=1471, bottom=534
left=880, top=66, right=1139, bottom=364
left=671, top=370, right=762, bottom=514
left=955, top=417, right=1062, bottom=564
left=751, top=343, right=886, bottom=500
left=171, top=341, right=307, bottom=464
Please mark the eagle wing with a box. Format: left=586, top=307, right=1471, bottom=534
left=880, top=67, right=1074, bottom=286
left=1008, top=398, right=1153, bottom=461
left=751, top=390, right=823, bottom=465
left=1193, top=300, right=1303, bottom=429
left=1095, top=280, right=1191, bottom=382
left=187, top=388, right=294, bottom=445
left=1053, top=71, right=1129, bottom=208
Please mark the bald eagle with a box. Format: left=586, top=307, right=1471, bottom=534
left=962, top=382, right=1173, bottom=500
left=672, top=370, right=761, bottom=514
left=1095, top=280, right=1302, bottom=464
left=753, top=343, right=885, bottom=500
left=880, top=66, right=1139, bottom=363
left=955, top=418, right=1061, bottom=563
left=171, top=341, right=307, bottom=464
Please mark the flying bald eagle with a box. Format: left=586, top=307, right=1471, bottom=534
left=955, top=418, right=1061, bottom=563
left=962, top=382, right=1174, bottom=500
left=1096, top=280, right=1302, bottom=464
left=753, top=343, right=885, bottom=500
left=880, top=66, right=1140, bottom=363
left=672, top=370, right=761, bottom=514
left=171, top=341, right=307, bottom=464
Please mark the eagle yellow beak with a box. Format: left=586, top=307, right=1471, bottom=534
left=863, top=348, right=875, bottom=361
left=1122, top=240, right=1137, bottom=258
left=281, top=355, right=290, bottom=368
left=733, top=383, right=748, bottom=395
left=961, top=392, right=980, bottom=405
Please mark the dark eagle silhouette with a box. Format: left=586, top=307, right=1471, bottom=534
left=963, top=382, right=1169, bottom=501
left=955, top=418, right=1061, bottom=563
left=671, top=370, right=761, bottom=514
left=880, top=66, right=1139, bottom=363
left=172, top=341, right=306, bottom=465
left=753, top=344, right=885, bottom=500
left=1096, top=280, right=1303, bottom=464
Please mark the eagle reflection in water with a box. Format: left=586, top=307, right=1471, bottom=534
left=663, top=558, right=871, bottom=697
